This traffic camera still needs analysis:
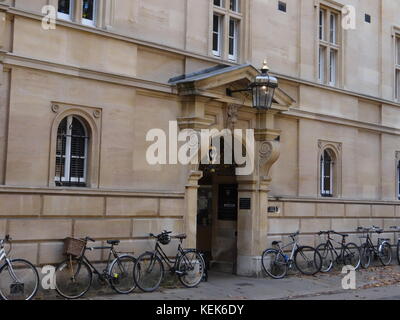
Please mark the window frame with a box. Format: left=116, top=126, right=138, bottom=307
left=395, top=36, right=400, bottom=101
left=228, top=18, right=239, bottom=61
left=55, top=115, right=89, bottom=187
left=57, top=0, right=74, bottom=21
left=318, top=141, right=342, bottom=198
left=320, top=149, right=334, bottom=197
left=212, top=14, right=223, bottom=57
left=317, top=5, right=341, bottom=87
left=211, top=0, right=242, bottom=61
left=81, top=0, right=97, bottom=27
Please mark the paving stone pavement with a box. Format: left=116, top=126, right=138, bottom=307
left=36, top=263, right=400, bottom=300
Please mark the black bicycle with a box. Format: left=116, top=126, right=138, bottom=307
left=357, top=226, right=392, bottom=268
left=133, top=231, right=205, bottom=292
left=54, top=237, right=138, bottom=299
left=316, top=230, right=361, bottom=272
left=390, top=226, right=400, bottom=265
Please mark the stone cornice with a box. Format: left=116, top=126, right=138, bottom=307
left=2, top=52, right=174, bottom=94
left=0, top=185, right=184, bottom=198
left=281, top=108, right=400, bottom=136
left=269, top=195, right=400, bottom=206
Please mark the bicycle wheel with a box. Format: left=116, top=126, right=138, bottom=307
left=55, top=257, right=92, bottom=299
left=294, top=246, right=322, bottom=275
left=0, top=259, right=39, bottom=300
left=397, top=240, right=400, bottom=265
left=378, top=242, right=392, bottom=266
left=360, top=243, right=371, bottom=269
left=177, top=250, right=205, bottom=288
left=133, top=252, right=164, bottom=292
left=342, top=242, right=361, bottom=269
left=261, top=249, right=288, bottom=279
left=316, top=243, right=333, bottom=272
left=109, top=255, right=137, bottom=294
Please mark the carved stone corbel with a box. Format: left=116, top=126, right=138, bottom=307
left=259, top=140, right=280, bottom=177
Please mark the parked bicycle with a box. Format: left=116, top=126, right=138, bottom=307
left=54, top=236, right=138, bottom=299
left=316, top=230, right=360, bottom=272
left=261, top=231, right=322, bottom=279
left=0, top=235, right=39, bottom=300
left=357, top=226, right=392, bottom=268
left=133, top=231, right=205, bottom=292
left=389, top=226, right=400, bottom=265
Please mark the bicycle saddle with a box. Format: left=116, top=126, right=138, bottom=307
left=272, top=241, right=282, bottom=245
left=107, top=240, right=120, bottom=246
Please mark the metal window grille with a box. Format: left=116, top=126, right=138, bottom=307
left=55, top=116, right=88, bottom=187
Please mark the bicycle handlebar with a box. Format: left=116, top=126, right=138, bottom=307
left=85, top=236, right=95, bottom=242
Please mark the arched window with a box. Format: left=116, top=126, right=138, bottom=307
left=320, top=149, right=335, bottom=197
left=55, top=116, right=89, bottom=187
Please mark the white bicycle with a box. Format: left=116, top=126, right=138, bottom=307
left=0, top=235, right=39, bottom=300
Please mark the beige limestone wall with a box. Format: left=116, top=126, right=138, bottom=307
left=5, top=67, right=186, bottom=191
left=0, top=190, right=184, bottom=265
left=267, top=200, right=400, bottom=249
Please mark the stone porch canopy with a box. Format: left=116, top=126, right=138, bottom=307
left=169, top=63, right=295, bottom=117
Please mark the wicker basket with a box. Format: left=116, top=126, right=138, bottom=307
left=64, top=237, right=86, bottom=257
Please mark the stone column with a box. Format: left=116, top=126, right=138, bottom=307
left=236, top=109, right=281, bottom=276
left=184, top=170, right=203, bottom=249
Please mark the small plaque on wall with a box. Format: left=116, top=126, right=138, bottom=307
left=239, top=198, right=251, bottom=210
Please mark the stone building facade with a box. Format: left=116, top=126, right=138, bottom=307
left=0, top=0, right=400, bottom=276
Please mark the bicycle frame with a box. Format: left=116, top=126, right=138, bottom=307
left=321, top=234, right=347, bottom=260
left=276, top=238, right=299, bottom=264
left=0, top=242, right=22, bottom=284
left=71, top=244, right=126, bottom=281
left=152, top=241, right=186, bottom=271
left=362, top=230, right=388, bottom=254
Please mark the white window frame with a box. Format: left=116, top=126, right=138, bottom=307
left=82, top=0, right=97, bottom=27
left=214, top=0, right=225, bottom=8
left=320, top=150, right=334, bottom=197
left=395, top=36, right=400, bottom=100
left=55, top=116, right=88, bottom=184
left=329, top=49, right=337, bottom=86
left=228, top=18, right=238, bottom=61
left=318, top=6, right=340, bottom=87
left=57, top=0, right=74, bottom=21
left=330, top=13, right=337, bottom=44
left=319, top=8, right=325, bottom=41
left=212, top=14, right=222, bottom=57
left=230, top=0, right=239, bottom=12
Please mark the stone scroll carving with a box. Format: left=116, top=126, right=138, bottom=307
left=259, top=140, right=280, bottom=177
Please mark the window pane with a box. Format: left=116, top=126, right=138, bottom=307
left=214, top=0, right=223, bottom=7
left=319, top=9, right=325, bottom=40
left=213, top=15, right=221, bottom=55
left=319, top=46, right=326, bottom=82
left=229, top=19, right=237, bottom=58
left=330, top=13, right=337, bottom=44
left=58, top=0, right=71, bottom=14
left=396, top=70, right=400, bottom=99
left=82, top=0, right=95, bottom=21
left=329, top=49, right=337, bottom=85
left=230, top=0, right=239, bottom=12
left=397, top=38, right=400, bottom=66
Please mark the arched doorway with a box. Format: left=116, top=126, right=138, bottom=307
left=196, top=137, right=239, bottom=274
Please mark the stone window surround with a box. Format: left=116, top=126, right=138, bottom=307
left=316, top=0, right=343, bottom=88
left=210, top=0, right=243, bottom=62
left=317, top=140, right=342, bottom=198
left=49, top=102, right=102, bottom=189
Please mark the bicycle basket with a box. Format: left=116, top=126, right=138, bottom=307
left=64, top=237, right=86, bottom=257
left=158, top=233, right=171, bottom=245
